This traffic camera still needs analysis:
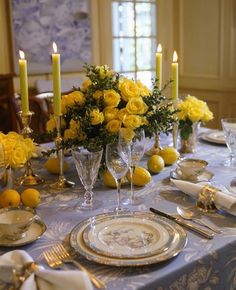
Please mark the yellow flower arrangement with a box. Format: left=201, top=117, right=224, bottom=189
left=0, top=132, right=36, bottom=168
left=46, top=64, right=175, bottom=153
left=177, top=95, right=213, bottom=140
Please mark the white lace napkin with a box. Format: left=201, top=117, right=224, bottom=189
left=171, top=179, right=236, bottom=215
left=0, top=250, right=93, bottom=290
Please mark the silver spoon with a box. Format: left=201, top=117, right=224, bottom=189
left=177, top=206, right=222, bottom=233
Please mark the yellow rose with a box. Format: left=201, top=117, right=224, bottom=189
left=137, top=80, right=151, bottom=96
left=81, top=78, right=92, bottom=92
left=90, top=109, right=104, bottom=125
left=64, top=129, right=77, bottom=140
left=202, top=110, right=213, bottom=122
left=93, top=90, right=103, bottom=100
left=69, top=119, right=80, bottom=131
left=119, top=127, right=135, bottom=142
left=96, top=65, right=113, bottom=79
left=23, top=138, right=36, bottom=158
left=123, top=114, right=142, bottom=129
left=103, top=90, right=121, bottom=107
left=188, top=107, right=203, bottom=122
left=46, top=117, right=56, bottom=132
left=106, top=120, right=121, bottom=133
left=119, top=79, right=140, bottom=101
left=9, top=145, right=27, bottom=168
left=61, top=96, right=68, bottom=114
left=78, top=131, right=87, bottom=141
left=117, top=108, right=128, bottom=122
left=67, top=91, right=85, bottom=106
left=126, top=97, right=148, bottom=115
left=103, top=107, right=119, bottom=122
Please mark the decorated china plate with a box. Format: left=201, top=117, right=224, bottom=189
left=200, top=130, right=225, bottom=145
left=0, top=218, right=47, bottom=247
left=170, top=168, right=214, bottom=183
left=69, top=212, right=187, bottom=267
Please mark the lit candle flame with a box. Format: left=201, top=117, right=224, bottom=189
left=173, top=51, right=178, bottom=62
left=157, top=44, right=162, bottom=53
left=19, top=50, right=25, bottom=60
left=52, top=42, right=57, bottom=53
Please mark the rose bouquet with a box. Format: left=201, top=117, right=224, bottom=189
left=177, top=95, right=213, bottom=141
left=46, top=64, right=175, bottom=156
left=0, top=132, right=36, bottom=168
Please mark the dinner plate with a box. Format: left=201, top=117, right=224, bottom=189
left=83, top=214, right=175, bottom=259
left=200, top=130, right=226, bottom=145
left=69, top=212, right=187, bottom=267
left=170, top=168, right=214, bottom=183
left=0, top=218, right=47, bottom=247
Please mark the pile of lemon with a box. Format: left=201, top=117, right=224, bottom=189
left=0, top=188, right=41, bottom=208
left=103, top=146, right=179, bottom=188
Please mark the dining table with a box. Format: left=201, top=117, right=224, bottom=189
left=1, top=128, right=236, bottom=290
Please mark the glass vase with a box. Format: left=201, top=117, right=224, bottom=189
left=180, top=122, right=200, bottom=154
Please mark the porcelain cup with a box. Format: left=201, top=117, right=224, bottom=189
left=0, top=207, right=36, bottom=240
left=176, top=158, right=208, bottom=181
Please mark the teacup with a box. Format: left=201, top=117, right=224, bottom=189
left=0, top=207, right=36, bottom=240
left=176, top=158, right=208, bottom=181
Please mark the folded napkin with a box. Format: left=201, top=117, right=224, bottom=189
left=0, top=250, right=93, bottom=290
left=171, top=179, right=236, bottom=215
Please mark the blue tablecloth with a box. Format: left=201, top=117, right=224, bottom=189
left=1, top=130, right=236, bottom=290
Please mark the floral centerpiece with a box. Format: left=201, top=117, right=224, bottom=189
left=0, top=132, right=36, bottom=168
left=46, top=64, right=175, bottom=163
left=177, top=95, right=213, bottom=152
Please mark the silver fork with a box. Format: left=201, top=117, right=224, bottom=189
left=43, top=244, right=105, bottom=289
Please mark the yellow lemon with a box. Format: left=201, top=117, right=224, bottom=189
left=21, top=188, right=41, bottom=208
left=147, top=155, right=165, bottom=173
left=127, top=167, right=151, bottom=186
left=44, top=157, right=69, bottom=174
left=0, top=189, right=21, bottom=208
left=158, top=147, right=180, bottom=165
left=103, top=170, right=127, bottom=188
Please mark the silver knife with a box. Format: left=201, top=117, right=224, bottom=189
left=150, top=208, right=214, bottom=239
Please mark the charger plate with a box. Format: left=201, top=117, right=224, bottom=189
left=69, top=211, right=187, bottom=267
left=200, top=130, right=225, bottom=145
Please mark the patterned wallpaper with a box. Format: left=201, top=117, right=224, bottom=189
left=11, top=0, right=92, bottom=74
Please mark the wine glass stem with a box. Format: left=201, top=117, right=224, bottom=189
left=83, top=189, right=93, bottom=207
left=116, top=178, right=122, bottom=212
left=130, top=166, right=135, bottom=202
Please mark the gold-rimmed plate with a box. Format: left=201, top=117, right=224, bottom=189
left=69, top=211, right=187, bottom=267
left=200, top=130, right=226, bottom=145
left=83, top=214, right=176, bottom=259
left=170, top=168, right=214, bottom=183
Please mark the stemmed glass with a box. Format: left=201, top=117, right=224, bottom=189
left=221, top=118, right=236, bottom=167
left=72, top=147, right=103, bottom=210
left=119, top=129, right=146, bottom=205
left=105, top=142, right=131, bottom=212
left=0, top=142, right=6, bottom=187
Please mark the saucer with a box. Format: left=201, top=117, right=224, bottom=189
left=170, top=168, right=214, bottom=182
left=0, top=218, right=47, bottom=247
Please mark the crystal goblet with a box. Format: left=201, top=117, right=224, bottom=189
left=119, top=129, right=146, bottom=205
left=105, top=142, right=131, bottom=212
left=72, top=147, right=103, bottom=210
left=221, top=118, right=236, bottom=167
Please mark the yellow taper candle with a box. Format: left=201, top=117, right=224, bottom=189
left=156, top=44, right=162, bottom=89
left=52, top=42, right=61, bottom=116
left=19, top=50, right=29, bottom=113
left=171, top=51, right=179, bottom=100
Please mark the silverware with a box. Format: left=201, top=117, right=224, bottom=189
left=177, top=206, right=222, bottom=233
left=43, top=244, right=105, bottom=289
left=150, top=208, right=214, bottom=239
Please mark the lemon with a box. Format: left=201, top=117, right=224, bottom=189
left=147, top=155, right=165, bottom=173
left=21, top=188, right=41, bottom=208
left=159, top=147, right=180, bottom=165
left=127, top=167, right=151, bottom=186
left=0, top=189, right=21, bottom=208
left=103, top=170, right=127, bottom=188
left=44, top=157, right=69, bottom=174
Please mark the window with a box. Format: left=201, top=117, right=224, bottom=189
left=111, top=0, right=157, bottom=87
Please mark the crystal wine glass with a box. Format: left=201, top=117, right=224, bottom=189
left=0, top=142, right=6, bottom=189
left=105, top=142, right=131, bottom=212
left=221, top=118, right=236, bottom=167
left=119, top=129, right=146, bottom=205
left=72, top=147, right=103, bottom=210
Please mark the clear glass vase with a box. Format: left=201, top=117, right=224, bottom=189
left=180, top=122, right=200, bottom=153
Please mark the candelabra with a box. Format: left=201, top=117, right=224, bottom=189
left=50, top=115, right=75, bottom=189
left=145, top=132, right=162, bottom=156
left=172, top=99, right=179, bottom=149
left=16, top=111, right=44, bottom=186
